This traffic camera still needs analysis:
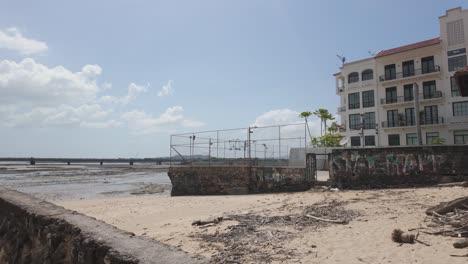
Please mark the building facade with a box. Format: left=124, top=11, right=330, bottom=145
left=335, top=7, right=468, bottom=147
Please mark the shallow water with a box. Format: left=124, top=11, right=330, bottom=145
left=0, top=164, right=171, bottom=201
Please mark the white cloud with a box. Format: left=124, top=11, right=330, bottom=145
left=0, top=28, right=48, bottom=55
left=157, top=80, right=173, bottom=97
left=0, top=58, right=115, bottom=128
left=99, top=82, right=148, bottom=105
left=0, top=58, right=103, bottom=106
left=121, top=106, right=205, bottom=134
left=251, top=108, right=321, bottom=137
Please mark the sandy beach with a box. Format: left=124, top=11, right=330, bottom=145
left=58, top=186, right=468, bottom=264
left=2, top=164, right=467, bottom=263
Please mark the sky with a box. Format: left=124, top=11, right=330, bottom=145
left=0, top=0, right=466, bottom=158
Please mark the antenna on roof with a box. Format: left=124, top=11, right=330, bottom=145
left=368, top=50, right=376, bottom=57
left=336, top=55, right=346, bottom=66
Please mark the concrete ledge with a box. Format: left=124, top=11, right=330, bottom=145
left=0, top=187, right=207, bottom=264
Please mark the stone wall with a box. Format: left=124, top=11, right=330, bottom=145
left=0, top=187, right=206, bottom=264
left=330, top=146, right=468, bottom=189
left=168, top=166, right=313, bottom=196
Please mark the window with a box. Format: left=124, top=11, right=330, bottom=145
left=362, top=90, right=375, bottom=108
left=454, top=130, right=468, bottom=144
left=451, top=77, right=460, bottom=97
left=448, top=55, right=467, bottom=72
left=424, top=105, right=439, bottom=124
left=388, top=134, right=400, bottom=146
left=421, top=56, right=435, bottom=74
left=351, top=136, right=361, bottom=147
left=405, top=108, right=415, bottom=126
left=406, top=133, right=418, bottom=145
left=348, top=72, right=359, bottom=83
left=348, top=92, right=360, bottom=109
left=363, top=112, right=375, bottom=129
left=384, top=64, right=396, bottom=80
left=362, top=69, right=373, bottom=81
left=453, top=101, right=468, bottom=116
left=402, top=60, right=415, bottom=77
left=387, top=110, right=399, bottom=128
left=349, top=114, right=361, bottom=130
left=404, top=84, right=414, bottom=101
left=422, top=80, right=437, bottom=99
left=365, top=136, right=375, bottom=146
left=385, top=87, right=397, bottom=104
left=426, top=132, right=439, bottom=144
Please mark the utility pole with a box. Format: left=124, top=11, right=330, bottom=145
left=414, top=82, right=423, bottom=145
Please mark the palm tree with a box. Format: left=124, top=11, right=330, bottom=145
left=299, top=111, right=313, bottom=139
left=328, top=121, right=338, bottom=135
left=313, top=109, right=335, bottom=136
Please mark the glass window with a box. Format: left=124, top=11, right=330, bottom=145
left=426, top=132, right=439, bottom=144
left=385, top=87, right=397, bottom=104
left=453, top=101, right=468, bottom=116
left=349, top=114, right=361, bottom=130
left=365, top=136, right=375, bottom=146
left=362, top=90, right=375, bottom=108
left=423, top=81, right=437, bottom=99
left=348, top=72, right=359, bottom=83
left=421, top=56, right=435, bottom=74
left=424, top=105, right=439, bottom=124
left=406, top=133, right=418, bottom=145
left=348, top=92, right=360, bottom=109
left=404, top=84, right=414, bottom=101
left=387, top=110, right=398, bottom=127
left=448, top=55, right=467, bottom=72
left=363, top=112, right=375, bottom=129
left=451, top=77, right=460, bottom=97
left=388, top=134, right=400, bottom=146
left=454, top=130, right=468, bottom=144
left=362, top=69, right=373, bottom=81
left=351, top=136, right=361, bottom=147
left=402, top=60, right=414, bottom=77
left=385, top=64, right=396, bottom=80
left=405, top=108, right=415, bottom=126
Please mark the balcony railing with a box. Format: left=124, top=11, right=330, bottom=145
left=337, top=106, right=346, bottom=112
left=380, top=91, right=443, bottom=105
left=381, top=117, right=444, bottom=128
left=379, top=65, right=440, bottom=82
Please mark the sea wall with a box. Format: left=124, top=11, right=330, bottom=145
left=330, top=145, right=468, bottom=188
left=0, top=187, right=205, bottom=264
left=168, top=166, right=313, bottom=196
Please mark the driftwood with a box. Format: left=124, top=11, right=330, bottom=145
left=192, top=217, right=224, bottom=226
left=305, top=214, right=347, bottom=224
left=426, top=196, right=468, bottom=215
left=453, top=239, right=468, bottom=249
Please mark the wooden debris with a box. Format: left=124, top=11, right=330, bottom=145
left=305, top=214, right=347, bottom=224
left=453, top=239, right=468, bottom=249
left=192, top=217, right=224, bottom=226
left=425, top=196, right=468, bottom=215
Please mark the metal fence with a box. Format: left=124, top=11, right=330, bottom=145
left=170, top=123, right=307, bottom=167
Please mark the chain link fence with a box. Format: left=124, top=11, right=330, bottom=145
left=170, top=123, right=308, bottom=167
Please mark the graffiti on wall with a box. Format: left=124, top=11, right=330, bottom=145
left=332, top=151, right=459, bottom=177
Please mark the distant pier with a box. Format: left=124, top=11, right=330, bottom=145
left=0, top=157, right=172, bottom=166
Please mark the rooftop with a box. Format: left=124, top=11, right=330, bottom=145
left=374, top=37, right=441, bottom=58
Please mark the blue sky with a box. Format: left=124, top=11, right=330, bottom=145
left=0, top=0, right=465, bottom=157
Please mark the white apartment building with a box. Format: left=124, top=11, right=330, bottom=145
left=335, top=7, right=468, bottom=147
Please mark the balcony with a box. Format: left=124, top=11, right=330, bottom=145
left=337, top=106, right=346, bottom=112
left=378, top=66, right=440, bottom=83
left=381, top=117, right=444, bottom=129
left=380, top=91, right=443, bottom=107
